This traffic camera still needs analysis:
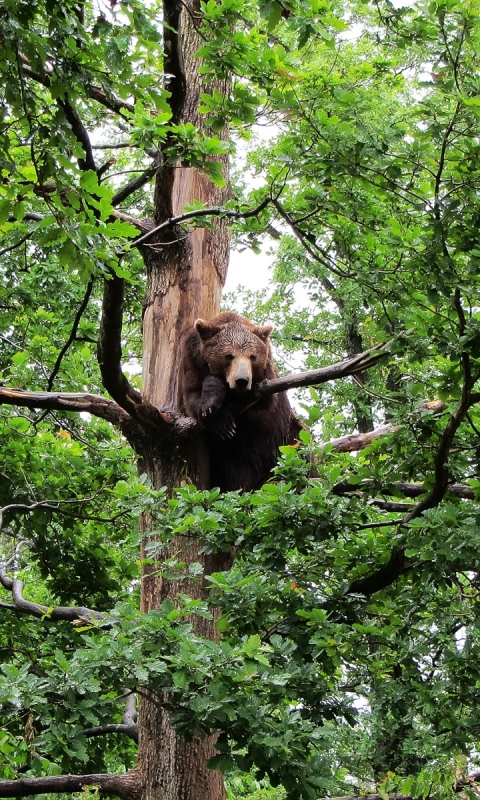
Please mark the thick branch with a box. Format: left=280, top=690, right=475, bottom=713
left=0, top=387, right=134, bottom=429
left=96, top=277, right=192, bottom=437
left=256, top=343, right=390, bottom=397
left=327, top=424, right=400, bottom=453
left=111, top=158, right=160, bottom=207
left=0, top=386, right=196, bottom=442
left=57, top=98, right=96, bottom=172
left=97, top=276, right=143, bottom=415
left=0, top=771, right=140, bottom=799
left=0, top=564, right=108, bottom=624
left=326, top=400, right=445, bottom=453
left=82, top=723, right=138, bottom=742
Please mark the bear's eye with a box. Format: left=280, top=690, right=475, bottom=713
left=225, top=354, right=234, bottom=361
left=250, top=354, right=257, bottom=362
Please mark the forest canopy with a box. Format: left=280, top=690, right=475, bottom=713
left=1, top=0, right=480, bottom=798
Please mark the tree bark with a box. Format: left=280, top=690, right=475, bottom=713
left=136, top=0, right=230, bottom=797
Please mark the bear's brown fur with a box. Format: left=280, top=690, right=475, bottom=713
left=179, top=312, right=301, bottom=492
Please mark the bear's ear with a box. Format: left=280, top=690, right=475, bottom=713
left=194, top=319, right=220, bottom=340
left=252, top=324, right=273, bottom=342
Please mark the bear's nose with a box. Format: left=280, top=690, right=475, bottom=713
left=235, top=377, right=249, bottom=391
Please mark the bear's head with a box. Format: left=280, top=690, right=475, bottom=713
left=194, top=318, right=273, bottom=392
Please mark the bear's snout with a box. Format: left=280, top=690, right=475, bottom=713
left=226, top=357, right=252, bottom=392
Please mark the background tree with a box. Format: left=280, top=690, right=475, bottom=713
left=1, top=0, right=480, bottom=799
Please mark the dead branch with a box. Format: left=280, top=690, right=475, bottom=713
left=327, top=424, right=400, bottom=452
left=325, top=400, right=445, bottom=453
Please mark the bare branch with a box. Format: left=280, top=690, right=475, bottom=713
left=0, top=386, right=196, bottom=443
left=256, top=342, right=390, bottom=397
left=0, top=564, right=108, bottom=624
left=0, top=386, right=134, bottom=429
left=82, top=723, right=138, bottom=742
left=327, top=423, right=400, bottom=453
left=325, top=400, right=445, bottom=453
left=96, top=275, right=200, bottom=437
left=97, top=275, right=152, bottom=417
left=0, top=771, right=140, bottom=799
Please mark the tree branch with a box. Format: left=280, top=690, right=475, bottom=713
left=0, top=771, right=140, bottom=799
left=320, top=775, right=480, bottom=800
left=348, top=381, right=478, bottom=597
left=325, top=400, right=445, bottom=453
left=327, top=424, right=400, bottom=453
left=256, top=343, right=390, bottom=397
left=271, top=198, right=353, bottom=279
left=97, top=276, right=142, bottom=414
left=0, top=563, right=108, bottom=624
left=333, top=479, right=475, bottom=501
left=46, top=279, right=94, bottom=391
left=19, top=59, right=134, bottom=116
left=131, top=196, right=272, bottom=249
left=111, top=157, right=160, bottom=207
left=57, top=98, right=96, bottom=172
left=82, top=723, right=138, bottom=742
left=0, top=387, right=134, bottom=429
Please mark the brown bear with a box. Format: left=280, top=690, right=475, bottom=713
left=179, top=312, right=301, bottom=492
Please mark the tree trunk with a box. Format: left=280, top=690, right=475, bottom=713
left=136, top=0, right=230, bottom=797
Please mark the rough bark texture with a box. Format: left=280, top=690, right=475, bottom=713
left=137, top=0, right=230, bottom=797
